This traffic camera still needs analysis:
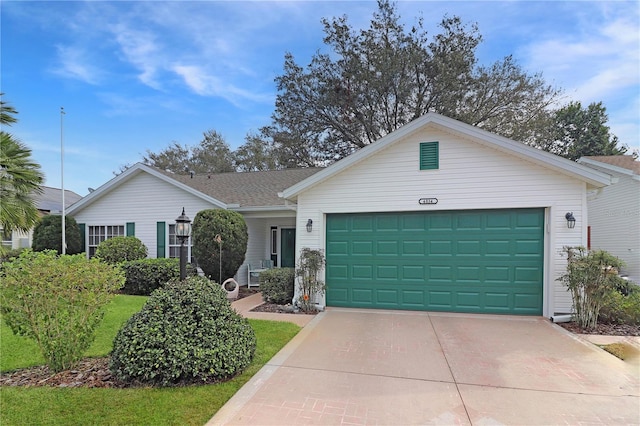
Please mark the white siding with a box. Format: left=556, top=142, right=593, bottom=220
left=71, top=172, right=218, bottom=259
left=586, top=170, right=640, bottom=283
left=294, top=128, right=588, bottom=316
left=71, top=172, right=298, bottom=285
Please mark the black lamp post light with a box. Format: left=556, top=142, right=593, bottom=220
left=175, top=207, right=192, bottom=280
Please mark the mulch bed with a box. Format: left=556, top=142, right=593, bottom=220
left=0, top=357, right=127, bottom=388
left=557, top=321, right=639, bottom=336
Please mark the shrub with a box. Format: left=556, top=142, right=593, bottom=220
left=558, top=247, right=625, bottom=329
left=120, top=258, right=196, bottom=295
left=94, top=236, right=147, bottom=264
left=110, top=276, right=256, bottom=386
left=0, top=247, right=26, bottom=264
left=296, top=248, right=326, bottom=312
left=599, top=289, right=640, bottom=325
left=192, top=209, right=248, bottom=282
left=260, top=268, right=295, bottom=304
left=0, top=250, right=124, bottom=372
left=32, top=214, right=83, bottom=254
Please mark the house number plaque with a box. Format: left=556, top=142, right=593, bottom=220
left=419, top=198, right=438, bottom=205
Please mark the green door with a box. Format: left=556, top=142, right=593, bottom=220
left=281, top=228, right=296, bottom=268
left=326, top=209, right=544, bottom=315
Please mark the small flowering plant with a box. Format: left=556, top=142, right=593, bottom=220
left=296, top=248, right=325, bottom=313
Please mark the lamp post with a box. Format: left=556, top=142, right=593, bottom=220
left=175, top=207, right=191, bottom=280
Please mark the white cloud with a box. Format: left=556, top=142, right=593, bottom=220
left=52, top=45, right=101, bottom=84
left=110, top=23, right=162, bottom=89
left=172, top=64, right=272, bottom=106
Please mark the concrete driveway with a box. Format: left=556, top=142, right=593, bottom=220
left=209, top=309, right=640, bottom=425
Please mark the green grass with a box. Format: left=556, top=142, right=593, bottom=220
left=1, top=294, right=148, bottom=372
left=1, top=296, right=301, bottom=425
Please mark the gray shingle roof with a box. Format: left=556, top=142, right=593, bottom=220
left=35, top=186, right=83, bottom=212
left=583, top=155, right=640, bottom=174
left=155, top=167, right=323, bottom=207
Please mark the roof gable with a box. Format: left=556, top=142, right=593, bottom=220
left=282, top=113, right=612, bottom=199
left=67, top=163, right=227, bottom=215
left=67, top=163, right=323, bottom=215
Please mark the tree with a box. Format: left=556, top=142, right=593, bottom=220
left=264, top=1, right=561, bottom=165
left=0, top=94, right=44, bottom=237
left=234, top=132, right=279, bottom=171
left=547, top=101, right=629, bottom=161
left=191, top=209, right=248, bottom=282
left=142, top=130, right=235, bottom=174
left=32, top=214, right=83, bottom=255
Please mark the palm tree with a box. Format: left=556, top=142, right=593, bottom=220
left=0, top=94, right=44, bottom=236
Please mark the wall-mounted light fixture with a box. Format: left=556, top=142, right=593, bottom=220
left=306, top=219, right=313, bottom=232
left=565, top=212, right=576, bottom=229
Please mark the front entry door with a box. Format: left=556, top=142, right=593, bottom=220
left=281, top=228, right=296, bottom=268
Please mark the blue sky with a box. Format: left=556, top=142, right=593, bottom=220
left=2, top=1, right=639, bottom=197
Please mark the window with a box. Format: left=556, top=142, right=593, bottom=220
left=88, top=225, right=124, bottom=257
left=420, top=141, right=439, bottom=170
left=168, top=224, right=194, bottom=263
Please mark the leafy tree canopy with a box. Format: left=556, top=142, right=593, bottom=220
left=142, top=130, right=235, bottom=174
left=545, top=101, right=629, bottom=161
left=261, top=0, right=562, bottom=166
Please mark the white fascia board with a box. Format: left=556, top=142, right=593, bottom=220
left=282, top=113, right=611, bottom=199
left=231, top=205, right=296, bottom=212
left=67, top=163, right=226, bottom=215
left=578, top=158, right=637, bottom=178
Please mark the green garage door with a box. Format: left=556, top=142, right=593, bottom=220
left=326, top=209, right=544, bottom=315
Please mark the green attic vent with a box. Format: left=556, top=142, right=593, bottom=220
left=420, top=141, right=439, bottom=170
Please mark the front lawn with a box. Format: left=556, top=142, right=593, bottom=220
left=0, top=295, right=301, bottom=425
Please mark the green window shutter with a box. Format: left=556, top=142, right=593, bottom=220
left=78, top=223, right=86, bottom=254
left=157, top=222, right=166, bottom=258
left=420, top=141, right=439, bottom=170
left=126, top=222, right=135, bottom=236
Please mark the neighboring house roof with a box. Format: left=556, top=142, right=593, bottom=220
left=579, top=155, right=640, bottom=179
left=67, top=163, right=322, bottom=215
left=282, top=113, right=613, bottom=200
left=35, top=186, right=82, bottom=213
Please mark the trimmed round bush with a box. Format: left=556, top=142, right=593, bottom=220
left=120, top=258, right=196, bottom=295
left=110, top=276, right=256, bottom=386
left=95, top=236, right=147, bottom=264
left=192, top=209, right=248, bottom=282
left=32, top=215, right=83, bottom=254
left=260, top=267, right=295, bottom=304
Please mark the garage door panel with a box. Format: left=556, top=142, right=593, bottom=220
left=402, top=240, right=425, bottom=255
left=457, top=292, right=482, bottom=308
left=377, top=265, right=398, bottom=279
left=352, top=288, right=373, bottom=303
left=326, top=209, right=543, bottom=315
left=352, top=241, right=373, bottom=255
left=327, top=241, right=348, bottom=255
left=377, top=240, right=398, bottom=255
